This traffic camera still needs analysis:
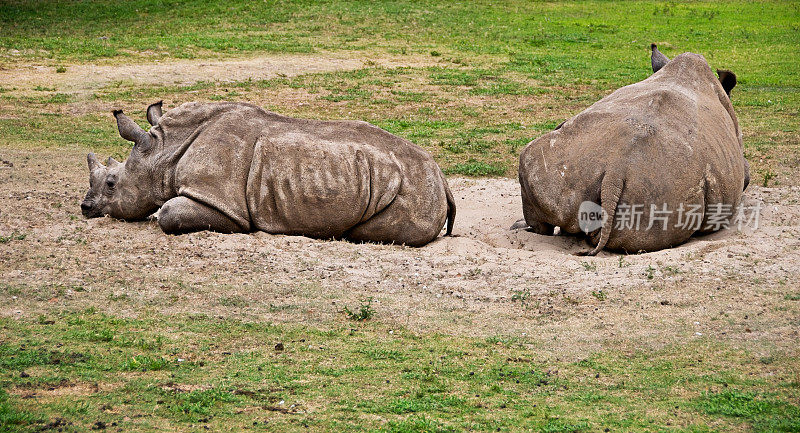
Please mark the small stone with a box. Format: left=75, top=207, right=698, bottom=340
left=274, top=342, right=284, bottom=351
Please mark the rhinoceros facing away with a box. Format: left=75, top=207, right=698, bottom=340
left=517, top=49, right=749, bottom=254
left=82, top=102, right=455, bottom=247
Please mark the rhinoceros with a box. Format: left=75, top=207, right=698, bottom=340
left=517, top=47, right=749, bottom=254
left=81, top=102, right=455, bottom=247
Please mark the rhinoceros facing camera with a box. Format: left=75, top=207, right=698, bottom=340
left=82, top=102, right=455, bottom=247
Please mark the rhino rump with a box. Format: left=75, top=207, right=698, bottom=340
left=245, top=133, right=449, bottom=246
left=518, top=53, right=747, bottom=254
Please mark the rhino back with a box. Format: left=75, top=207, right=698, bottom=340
left=246, top=132, right=403, bottom=238
left=251, top=117, right=448, bottom=239
left=602, top=54, right=745, bottom=213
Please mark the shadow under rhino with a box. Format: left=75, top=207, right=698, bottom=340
left=81, top=102, right=455, bottom=247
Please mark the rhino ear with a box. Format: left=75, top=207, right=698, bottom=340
left=113, top=109, right=152, bottom=152
left=651, top=43, right=669, bottom=73
left=146, top=100, right=163, bottom=126
left=717, top=69, right=736, bottom=97
left=106, top=156, right=120, bottom=168
left=87, top=153, right=101, bottom=171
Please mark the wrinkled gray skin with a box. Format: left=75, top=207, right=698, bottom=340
left=517, top=48, right=749, bottom=255
left=82, top=102, right=455, bottom=247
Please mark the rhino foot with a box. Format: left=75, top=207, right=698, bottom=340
left=509, top=219, right=529, bottom=230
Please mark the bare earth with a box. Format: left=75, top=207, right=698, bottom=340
left=0, top=53, right=436, bottom=97
left=1, top=55, right=798, bottom=362
left=1, top=147, right=798, bottom=361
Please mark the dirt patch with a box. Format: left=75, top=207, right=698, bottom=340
left=11, top=380, right=119, bottom=399
left=1, top=148, right=798, bottom=360
left=0, top=53, right=437, bottom=97
left=161, top=382, right=211, bottom=393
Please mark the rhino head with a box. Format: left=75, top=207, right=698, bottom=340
left=651, top=44, right=737, bottom=97
left=81, top=102, right=164, bottom=220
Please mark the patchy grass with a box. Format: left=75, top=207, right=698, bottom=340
left=1, top=311, right=798, bottom=432
left=444, top=160, right=507, bottom=177
left=342, top=297, right=376, bottom=322
left=0, top=0, right=798, bottom=178
left=1, top=2, right=797, bottom=88
left=696, top=391, right=800, bottom=432
left=0, top=232, right=26, bottom=243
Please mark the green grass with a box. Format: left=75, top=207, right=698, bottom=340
left=342, top=297, right=376, bottom=321
left=697, top=391, right=800, bottom=432
left=444, top=160, right=507, bottom=177
left=1, top=0, right=797, bottom=177
left=0, top=311, right=798, bottom=432
left=0, top=232, right=26, bottom=244
left=1, top=1, right=798, bottom=89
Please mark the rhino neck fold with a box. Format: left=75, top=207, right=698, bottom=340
left=151, top=123, right=212, bottom=205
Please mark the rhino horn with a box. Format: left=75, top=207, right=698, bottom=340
left=146, top=100, right=163, bottom=126
left=113, top=109, right=152, bottom=151
left=87, top=152, right=103, bottom=171
left=716, top=69, right=737, bottom=97
left=650, top=43, right=669, bottom=73
left=106, top=156, right=121, bottom=168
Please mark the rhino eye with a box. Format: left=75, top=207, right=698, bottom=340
left=106, top=179, right=116, bottom=189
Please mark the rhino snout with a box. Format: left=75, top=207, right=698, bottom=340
left=81, top=200, right=100, bottom=218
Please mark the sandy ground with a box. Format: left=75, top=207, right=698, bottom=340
left=0, top=53, right=436, bottom=97
left=1, top=146, right=798, bottom=360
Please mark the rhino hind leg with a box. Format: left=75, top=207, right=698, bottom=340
left=519, top=203, right=554, bottom=235
left=346, top=213, right=439, bottom=247
left=346, top=195, right=447, bottom=247
left=509, top=219, right=528, bottom=230
left=525, top=220, right=555, bottom=235
left=156, top=196, right=244, bottom=235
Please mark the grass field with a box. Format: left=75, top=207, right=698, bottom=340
left=2, top=310, right=799, bottom=432
left=1, top=0, right=798, bottom=179
left=1, top=1, right=799, bottom=432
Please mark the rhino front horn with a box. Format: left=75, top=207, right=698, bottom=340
left=113, top=109, right=152, bottom=151
left=87, top=153, right=102, bottom=171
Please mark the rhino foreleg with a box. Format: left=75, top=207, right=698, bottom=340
left=156, top=196, right=243, bottom=235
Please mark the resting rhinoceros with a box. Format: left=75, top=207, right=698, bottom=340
left=517, top=48, right=749, bottom=254
left=81, top=102, right=455, bottom=247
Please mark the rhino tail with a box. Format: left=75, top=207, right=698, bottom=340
left=582, top=174, right=624, bottom=256
left=443, top=173, right=456, bottom=236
